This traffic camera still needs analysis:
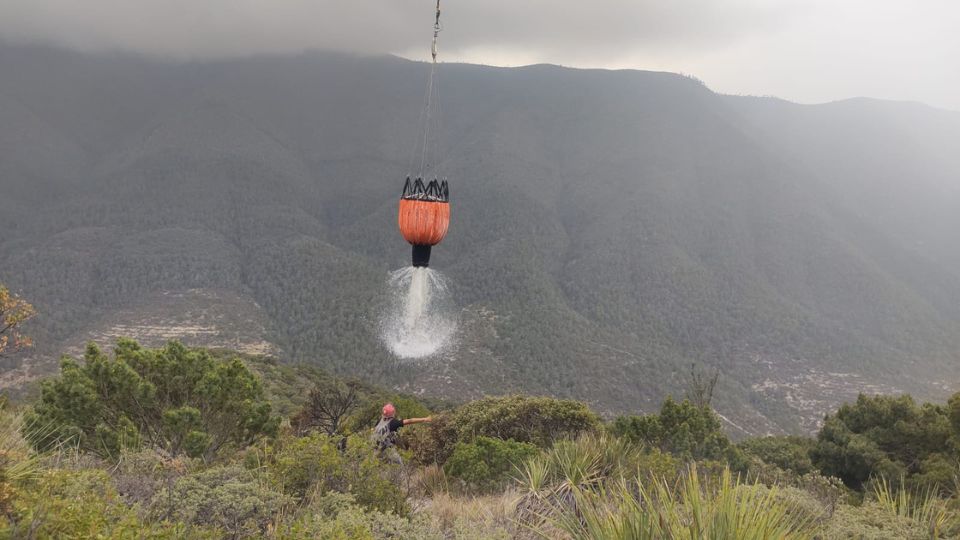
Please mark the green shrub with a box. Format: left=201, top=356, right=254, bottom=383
left=404, top=412, right=459, bottom=465
left=821, top=494, right=960, bottom=539
left=453, top=396, right=599, bottom=448
left=111, top=448, right=195, bottom=507
left=772, top=485, right=833, bottom=526
left=910, top=453, right=959, bottom=495
left=739, top=435, right=816, bottom=476
left=278, top=492, right=443, bottom=540
left=867, top=476, right=960, bottom=538
left=2, top=468, right=216, bottom=539
left=277, top=492, right=453, bottom=540
left=444, top=436, right=538, bottom=490
left=25, top=340, right=280, bottom=459
left=254, top=432, right=409, bottom=516
left=405, top=395, right=599, bottom=467
left=812, top=393, right=954, bottom=490
left=147, top=464, right=291, bottom=538
left=612, top=397, right=734, bottom=462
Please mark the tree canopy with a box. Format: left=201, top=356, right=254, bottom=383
left=25, top=339, right=279, bottom=459
left=612, top=397, right=741, bottom=464
left=812, top=393, right=958, bottom=490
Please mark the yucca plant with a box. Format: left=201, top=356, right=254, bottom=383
left=515, top=454, right=552, bottom=495
left=551, top=439, right=604, bottom=496
left=514, top=454, right=554, bottom=525
left=547, top=477, right=660, bottom=540
left=514, top=437, right=604, bottom=530
left=872, top=475, right=955, bottom=538
left=661, top=467, right=813, bottom=539
left=590, top=432, right=645, bottom=479
left=516, top=434, right=664, bottom=531
left=537, top=465, right=817, bottom=540
left=1, top=409, right=46, bottom=515
left=0, top=411, right=44, bottom=485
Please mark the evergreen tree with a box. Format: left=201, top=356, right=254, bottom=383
left=25, top=339, right=279, bottom=459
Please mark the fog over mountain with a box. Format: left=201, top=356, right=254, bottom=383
left=1, top=43, right=959, bottom=435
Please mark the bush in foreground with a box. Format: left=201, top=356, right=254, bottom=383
left=2, top=468, right=217, bottom=539
left=277, top=492, right=446, bottom=540
left=540, top=466, right=817, bottom=539
left=252, top=432, right=409, bottom=516
left=25, top=340, right=280, bottom=459
left=406, top=395, right=599, bottom=466
left=148, top=464, right=291, bottom=538
left=444, top=436, right=538, bottom=490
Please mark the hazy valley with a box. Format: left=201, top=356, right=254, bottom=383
left=2, top=43, right=960, bottom=435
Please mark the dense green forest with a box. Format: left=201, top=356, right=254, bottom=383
left=3, top=340, right=960, bottom=538
left=3, top=44, right=960, bottom=435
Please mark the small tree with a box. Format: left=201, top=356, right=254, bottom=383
left=612, top=397, right=735, bottom=462
left=811, top=393, right=952, bottom=490
left=25, top=339, right=280, bottom=459
left=292, top=379, right=361, bottom=436
left=686, top=363, right=719, bottom=409
left=444, top=436, right=538, bottom=490
left=0, top=285, right=36, bottom=357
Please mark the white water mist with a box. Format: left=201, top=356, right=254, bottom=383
left=380, top=267, right=456, bottom=359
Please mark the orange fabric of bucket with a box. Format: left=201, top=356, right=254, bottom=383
left=398, top=199, right=450, bottom=246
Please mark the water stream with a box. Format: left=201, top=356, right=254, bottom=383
left=380, top=267, right=456, bottom=359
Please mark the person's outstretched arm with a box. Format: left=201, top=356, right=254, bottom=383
left=402, top=416, right=432, bottom=426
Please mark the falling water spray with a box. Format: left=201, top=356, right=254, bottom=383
left=380, top=266, right=456, bottom=359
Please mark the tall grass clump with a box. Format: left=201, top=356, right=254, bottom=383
left=523, top=452, right=817, bottom=540
left=0, top=409, right=44, bottom=514
left=871, top=476, right=958, bottom=538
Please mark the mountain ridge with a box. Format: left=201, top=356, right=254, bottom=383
left=1, top=43, right=959, bottom=436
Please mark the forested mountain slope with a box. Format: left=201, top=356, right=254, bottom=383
left=1, top=43, right=959, bottom=434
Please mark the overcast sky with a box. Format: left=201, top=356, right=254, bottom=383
left=2, top=0, right=958, bottom=110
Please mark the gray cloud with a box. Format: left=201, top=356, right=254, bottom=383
left=1, top=0, right=958, bottom=110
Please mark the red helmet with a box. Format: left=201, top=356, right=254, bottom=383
left=382, top=403, right=396, bottom=418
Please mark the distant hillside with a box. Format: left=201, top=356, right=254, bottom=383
left=1, top=44, right=959, bottom=435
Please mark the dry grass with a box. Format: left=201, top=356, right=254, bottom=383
left=413, top=463, right=451, bottom=498
left=420, top=489, right=523, bottom=539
